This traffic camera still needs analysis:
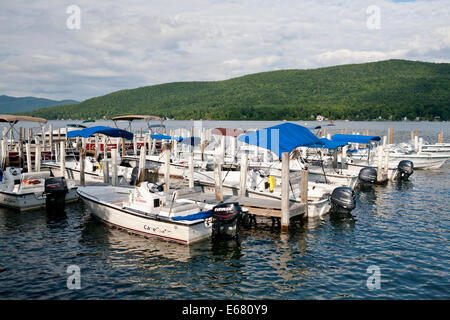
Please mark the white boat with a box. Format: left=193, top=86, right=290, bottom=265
left=188, top=169, right=337, bottom=218
left=77, top=182, right=215, bottom=244
left=43, top=156, right=134, bottom=184
left=350, top=145, right=448, bottom=170
left=0, top=167, right=78, bottom=211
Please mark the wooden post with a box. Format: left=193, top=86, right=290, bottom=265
left=49, top=124, right=53, bottom=159
left=341, top=145, right=348, bottom=169
left=383, top=147, right=389, bottom=175
left=376, top=146, right=383, bottom=183
left=41, top=125, right=46, bottom=152
left=18, top=128, right=23, bottom=161
left=133, top=135, right=137, bottom=156
left=411, top=130, right=414, bottom=143
left=201, top=130, right=206, bottom=161
left=26, top=142, right=32, bottom=172
left=391, top=126, right=394, bottom=145
left=415, top=129, right=418, bottom=137
left=111, top=148, right=118, bottom=186
left=188, top=153, right=194, bottom=188
left=35, top=142, right=41, bottom=172
left=79, top=146, right=85, bottom=187
left=281, top=152, right=290, bottom=231
left=102, top=159, right=109, bottom=184
left=418, top=137, right=423, bottom=153
left=0, top=139, right=5, bottom=168
left=138, top=145, right=146, bottom=183
left=214, top=157, right=223, bottom=202
left=301, top=169, right=309, bottom=217
left=239, top=153, right=248, bottom=197
left=164, top=146, right=170, bottom=192
left=103, top=136, right=108, bottom=159
left=60, top=140, right=65, bottom=178
left=121, top=138, right=126, bottom=157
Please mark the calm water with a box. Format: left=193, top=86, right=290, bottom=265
left=0, top=121, right=449, bottom=299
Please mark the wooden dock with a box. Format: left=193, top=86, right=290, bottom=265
left=177, top=191, right=306, bottom=220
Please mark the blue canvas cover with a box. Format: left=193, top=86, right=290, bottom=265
left=150, top=134, right=200, bottom=146
left=67, top=126, right=134, bottom=140
left=172, top=210, right=212, bottom=221
left=150, top=134, right=183, bottom=141
left=310, top=138, right=348, bottom=149
left=331, top=134, right=381, bottom=144
left=237, top=122, right=322, bottom=158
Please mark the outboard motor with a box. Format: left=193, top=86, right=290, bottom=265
left=211, top=202, right=245, bottom=240
left=44, top=177, right=68, bottom=213
left=330, top=187, right=356, bottom=214
left=396, top=160, right=414, bottom=181
left=358, top=167, right=377, bottom=185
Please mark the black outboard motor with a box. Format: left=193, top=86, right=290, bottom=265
left=44, top=177, right=68, bottom=213
left=211, top=202, right=245, bottom=240
left=358, top=167, right=377, bottom=185
left=396, top=160, right=414, bottom=181
left=330, top=187, right=356, bottom=214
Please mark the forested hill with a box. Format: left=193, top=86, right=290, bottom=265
left=22, top=59, right=450, bottom=121
left=0, top=95, right=77, bottom=114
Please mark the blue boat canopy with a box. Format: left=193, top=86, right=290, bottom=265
left=310, top=138, right=348, bottom=150
left=151, top=134, right=183, bottom=142
left=237, top=122, right=323, bottom=158
left=331, top=134, right=381, bottom=144
left=67, top=126, right=134, bottom=140
left=150, top=134, right=200, bottom=146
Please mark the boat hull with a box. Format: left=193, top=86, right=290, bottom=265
left=0, top=188, right=78, bottom=212
left=78, top=188, right=211, bottom=244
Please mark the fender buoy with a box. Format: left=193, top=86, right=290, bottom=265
left=22, top=179, right=41, bottom=185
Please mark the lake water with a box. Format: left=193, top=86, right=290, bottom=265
left=0, top=121, right=448, bottom=299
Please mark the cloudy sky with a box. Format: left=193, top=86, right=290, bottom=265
left=0, top=0, right=449, bottom=101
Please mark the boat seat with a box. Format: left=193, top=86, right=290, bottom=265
left=21, top=171, right=51, bottom=180
left=160, top=201, right=200, bottom=214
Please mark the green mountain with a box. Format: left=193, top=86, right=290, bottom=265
left=0, top=95, right=78, bottom=114
left=22, top=59, right=450, bottom=121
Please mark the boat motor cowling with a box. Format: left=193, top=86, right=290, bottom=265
left=358, top=167, right=377, bottom=184
left=44, top=177, right=68, bottom=213
left=397, top=160, right=414, bottom=180
left=211, top=202, right=245, bottom=240
left=330, top=186, right=356, bottom=214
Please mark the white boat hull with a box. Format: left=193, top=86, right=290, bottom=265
left=78, top=187, right=211, bottom=244
left=0, top=188, right=78, bottom=211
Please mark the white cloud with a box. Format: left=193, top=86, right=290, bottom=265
left=0, top=0, right=448, bottom=101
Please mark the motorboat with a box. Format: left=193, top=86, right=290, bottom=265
left=0, top=167, right=78, bottom=211
left=77, top=182, right=246, bottom=244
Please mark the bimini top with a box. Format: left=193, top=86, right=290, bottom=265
left=150, top=134, right=200, bottom=146
left=212, top=128, right=246, bottom=137
left=331, top=134, right=381, bottom=144
left=310, top=138, right=348, bottom=150
left=67, top=126, right=134, bottom=140
left=0, top=115, right=47, bottom=124
left=151, top=134, right=183, bottom=142
left=112, top=115, right=164, bottom=121
left=237, top=122, right=322, bottom=158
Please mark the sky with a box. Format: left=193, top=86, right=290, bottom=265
left=0, top=0, right=449, bottom=101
